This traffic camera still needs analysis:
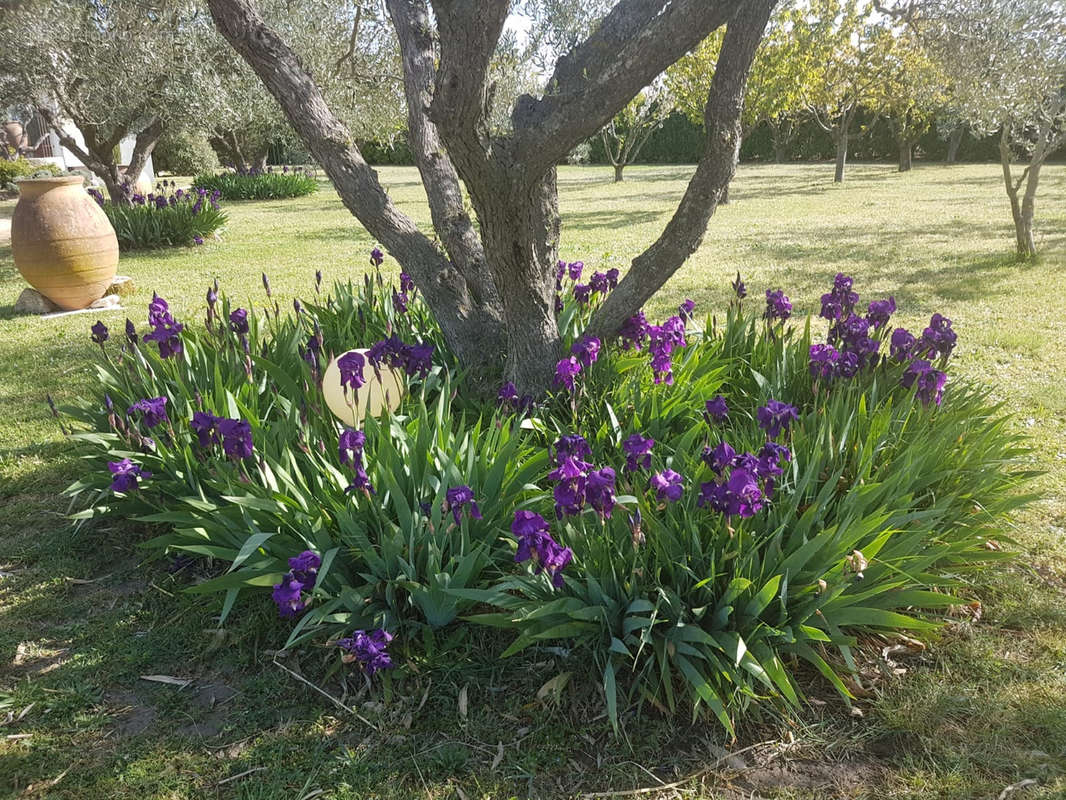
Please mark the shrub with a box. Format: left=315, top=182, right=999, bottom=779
left=91, top=181, right=227, bottom=250
left=153, top=129, right=219, bottom=176
left=0, top=157, right=63, bottom=186
left=192, top=167, right=318, bottom=200
left=62, top=257, right=1030, bottom=733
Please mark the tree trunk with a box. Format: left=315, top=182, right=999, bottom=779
left=946, top=125, right=963, bottom=164
left=773, top=139, right=787, bottom=164
left=999, top=126, right=1038, bottom=259
left=720, top=182, right=730, bottom=204
left=614, top=163, right=625, bottom=182
left=833, top=128, right=848, bottom=183
left=898, top=139, right=912, bottom=172
left=125, top=117, right=163, bottom=188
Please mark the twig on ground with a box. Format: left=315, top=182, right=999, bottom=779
left=271, top=654, right=379, bottom=732
left=576, top=739, right=780, bottom=799
left=216, top=766, right=266, bottom=786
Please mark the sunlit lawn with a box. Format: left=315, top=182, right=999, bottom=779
left=1, top=162, right=1064, bottom=799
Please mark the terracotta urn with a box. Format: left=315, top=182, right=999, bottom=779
left=11, top=175, right=119, bottom=311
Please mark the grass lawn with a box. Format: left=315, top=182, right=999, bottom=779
left=1, top=162, right=1065, bottom=799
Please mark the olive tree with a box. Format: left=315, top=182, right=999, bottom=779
left=208, top=0, right=777, bottom=394
left=600, top=84, right=674, bottom=183
left=0, top=0, right=210, bottom=202
left=886, top=0, right=1065, bottom=257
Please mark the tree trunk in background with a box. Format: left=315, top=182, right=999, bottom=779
left=898, top=139, right=912, bottom=172
left=999, top=126, right=1039, bottom=258
left=614, top=163, right=625, bottom=182
left=125, top=117, right=164, bottom=188
left=773, top=139, right=787, bottom=164
left=833, top=128, right=848, bottom=183
left=720, top=182, right=730, bottom=205
left=946, top=125, right=964, bottom=163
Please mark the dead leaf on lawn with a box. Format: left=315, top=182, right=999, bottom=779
left=458, top=684, right=468, bottom=720
left=491, top=741, right=504, bottom=771
left=536, top=671, right=572, bottom=704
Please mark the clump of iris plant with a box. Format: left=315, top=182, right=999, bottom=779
left=698, top=440, right=791, bottom=519
left=622, top=433, right=654, bottom=472
left=512, top=510, right=573, bottom=588
left=764, top=289, right=792, bottom=322
left=272, top=550, right=321, bottom=617
left=650, top=469, right=684, bottom=502
left=757, top=399, right=799, bottom=439
left=366, top=336, right=434, bottom=379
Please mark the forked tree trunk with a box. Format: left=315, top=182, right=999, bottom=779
left=946, top=125, right=964, bottom=164
left=999, top=126, right=1040, bottom=259
left=614, top=163, right=625, bottom=182
left=209, top=0, right=768, bottom=394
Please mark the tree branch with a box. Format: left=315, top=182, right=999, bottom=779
left=125, top=116, right=163, bottom=186
left=585, top=0, right=776, bottom=340
left=385, top=0, right=502, bottom=310
left=512, top=0, right=749, bottom=175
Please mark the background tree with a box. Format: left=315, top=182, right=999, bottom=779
left=867, top=25, right=945, bottom=171
left=668, top=4, right=809, bottom=164
left=795, top=0, right=882, bottom=182
left=208, top=0, right=776, bottom=394
left=888, top=0, right=1066, bottom=256
left=0, top=0, right=209, bottom=202
left=600, top=84, right=674, bottom=182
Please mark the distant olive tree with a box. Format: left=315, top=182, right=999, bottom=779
left=0, top=0, right=210, bottom=202
left=883, top=0, right=1066, bottom=256
left=600, top=85, right=674, bottom=182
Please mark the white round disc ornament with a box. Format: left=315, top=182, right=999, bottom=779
left=321, top=348, right=405, bottom=427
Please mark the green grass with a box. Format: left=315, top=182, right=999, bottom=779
left=1, top=162, right=1065, bottom=799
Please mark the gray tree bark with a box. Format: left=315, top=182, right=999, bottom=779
left=898, top=139, right=913, bottom=172
left=833, top=128, right=848, bottom=183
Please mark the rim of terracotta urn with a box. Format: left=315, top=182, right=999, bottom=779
left=16, top=174, right=85, bottom=188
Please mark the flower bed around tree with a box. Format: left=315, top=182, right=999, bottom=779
left=61, top=252, right=1029, bottom=732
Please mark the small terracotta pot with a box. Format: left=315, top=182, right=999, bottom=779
left=11, top=175, right=119, bottom=311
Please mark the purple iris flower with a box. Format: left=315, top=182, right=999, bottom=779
left=108, top=458, right=150, bottom=493
left=650, top=469, right=683, bottom=502
left=567, top=261, right=583, bottom=280
left=91, top=321, right=109, bottom=344
left=619, top=313, right=649, bottom=351
left=338, top=351, right=366, bottom=392
left=810, top=343, right=841, bottom=380
left=573, top=284, right=592, bottom=304
left=370, top=248, right=384, bottom=267
left=400, top=272, right=415, bottom=294
left=890, top=328, right=917, bottom=362
left=553, top=357, right=582, bottom=392
left=705, top=395, right=729, bottom=422
left=605, top=268, right=620, bottom=289
left=678, top=298, right=696, bottom=321
left=867, top=297, right=896, bottom=329
left=511, top=511, right=572, bottom=588
left=585, top=467, right=617, bottom=519
left=337, top=629, right=394, bottom=675
left=590, top=271, right=611, bottom=294
left=702, top=441, right=736, bottom=474
left=229, top=308, right=249, bottom=334
left=190, top=411, right=220, bottom=447
left=393, top=290, right=408, bottom=314
left=339, top=429, right=366, bottom=467
left=756, top=399, right=799, bottom=439
left=919, top=313, right=957, bottom=360
left=127, top=396, right=168, bottom=428
left=444, top=485, right=482, bottom=525
left=217, top=418, right=254, bottom=460
left=125, top=318, right=138, bottom=344
left=288, top=550, right=321, bottom=582
left=570, top=335, right=600, bottom=368
left=622, top=433, right=654, bottom=472
left=553, top=434, right=592, bottom=464
left=731, top=272, right=746, bottom=299
left=271, top=573, right=306, bottom=617
left=764, top=290, right=792, bottom=322
left=497, top=382, right=518, bottom=408
left=902, top=359, right=947, bottom=406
